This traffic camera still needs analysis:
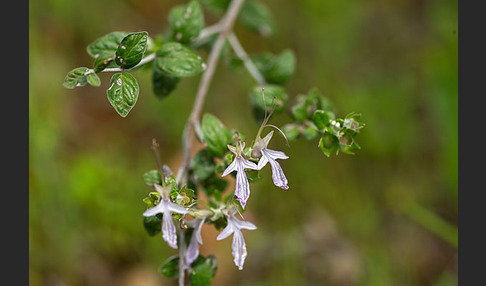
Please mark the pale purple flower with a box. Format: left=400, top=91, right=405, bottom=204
left=216, top=209, right=257, bottom=270
left=184, top=218, right=205, bottom=269
left=253, top=131, right=289, bottom=189
left=222, top=141, right=258, bottom=208
left=143, top=184, right=188, bottom=249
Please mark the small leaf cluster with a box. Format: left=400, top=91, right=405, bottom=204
left=281, top=88, right=365, bottom=157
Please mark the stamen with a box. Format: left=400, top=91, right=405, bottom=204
left=265, top=124, right=290, bottom=147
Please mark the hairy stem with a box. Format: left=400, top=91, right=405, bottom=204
left=176, top=0, right=246, bottom=187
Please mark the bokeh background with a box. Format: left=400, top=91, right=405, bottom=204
left=29, top=0, right=458, bottom=285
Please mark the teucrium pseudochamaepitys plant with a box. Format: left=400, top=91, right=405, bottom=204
left=63, top=0, right=365, bottom=284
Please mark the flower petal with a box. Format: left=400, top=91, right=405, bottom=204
left=162, top=210, right=178, bottom=249
left=257, top=153, right=269, bottom=170
left=235, top=168, right=251, bottom=208
left=142, top=203, right=165, bottom=217
left=265, top=154, right=289, bottom=189
left=216, top=223, right=234, bottom=240
left=240, top=157, right=258, bottom=170
left=185, top=232, right=199, bottom=268
left=233, top=218, right=257, bottom=231
left=222, top=158, right=238, bottom=177
left=167, top=200, right=188, bottom=214
left=232, top=230, right=247, bottom=270
left=264, top=148, right=289, bottom=160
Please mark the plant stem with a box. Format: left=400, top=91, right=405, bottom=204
left=227, top=32, right=266, bottom=85
left=176, top=0, right=246, bottom=187
left=178, top=224, right=186, bottom=286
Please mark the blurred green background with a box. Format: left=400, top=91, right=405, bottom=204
left=29, top=0, right=457, bottom=285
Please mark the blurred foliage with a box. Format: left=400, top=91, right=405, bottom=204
left=29, top=0, right=457, bottom=285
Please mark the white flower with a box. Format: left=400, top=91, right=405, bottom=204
left=184, top=218, right=205, bottom=269
left=216, top=208, right=257, bottom=270
left=253, top=130, right=289, bottom=189
left=143, top=184, right=188, bottom=249
left=222, top=141, right=258, bottom=208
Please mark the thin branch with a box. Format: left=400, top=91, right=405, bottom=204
left=227, top=32, right=266, bottom=86
left=178, top=224, right=186, bottom=286
left=176, top=0, right=246, bottom=187
left=196, top=23, right=224, bottom=43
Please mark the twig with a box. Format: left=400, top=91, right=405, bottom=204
left=178, top=224, right=186, bottom=286
left=176, top=0, right=246, bottom=187
left=227, top=32, right=266, bottom=85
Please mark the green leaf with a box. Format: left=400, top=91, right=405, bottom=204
left=313, top=110, right=331, bottom=130
left=63, top=67, right=89, bottom=89
left=190, top=258, right=215, bottom=286
left=306, top=87, right=335, bottom=112
left=201, top=175, right=228, bottom=197
left=192, top=149, right=216, bottom=181
left=238, top=0, right=275, bottom=37
left=93, top=53, right=117, bottom=72
left=86, top=73, right=101, bottom=87
left=201, top=113, right=231, bottom=157
left=106, top=72, right=139, bottom=117
left=86, top=31, right=129, bottom=58
left=152, top=65, right=180, bottom=99
left=158, top=255, right=180, bottom=278
left=169, top=0, right=204, bottom=44
left=155, top=42, right=204, bottom=77
left=303, top=126, right=319, bottom=140
left=115, top=32, right=148, bottom=69
left=291, top=104, right=308, bottom=123
left=318, top=131, right=339, bottom=157
left=143, top=169, right=162, bottom=186
left=261, top=49, right=295, bottom=85
left=143, top=214, right=162, bottom=236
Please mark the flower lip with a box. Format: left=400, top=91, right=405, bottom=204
left=216, top=208, right=257, bottom=270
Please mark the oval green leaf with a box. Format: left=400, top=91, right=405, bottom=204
left=115, top=32, right=148, bottom=69
left=106, top=72, right=139, bottom=117
left=86, top=31, right=129, bottom=58
left=169, top=0, right=204, bottom=44
left=155, top=42, right=204, bottom=77
left=313, top=110, right=331, bottom=130
left=143, top=214, right=162, bottom=236
left=201, top=113, right=232, bottom=157
left=238, top=0, right=275, bottom=37
left=86, top=73, right=101, bottom=87
left=265, top=49, right=295, bottom=85
left=93, top=53, right=116, bottom=72
left=158, top=255, right=180, bottom=278
left=63, top=67, right=88, bottom=89
left=152, top=65, right=180, bottom=99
